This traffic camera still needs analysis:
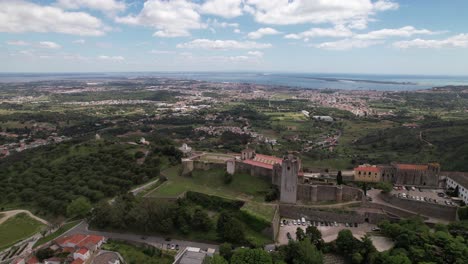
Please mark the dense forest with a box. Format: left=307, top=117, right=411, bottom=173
left=0, top=139, right=180, bottom=216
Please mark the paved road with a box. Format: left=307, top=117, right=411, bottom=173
left=0, top=210, right=49, bottom=225
left=66, top=222, right=219, bottom=251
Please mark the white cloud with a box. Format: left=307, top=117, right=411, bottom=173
left=0, top=0, right=107, bottom=36
left=6, top=40, right=30, bottom=46
left=39, top=41, right=61, bottom=49
left=73, top=39, right=86, bottom=44
left=98, top=55, right=125, bottom=61
left=176, top=39, right=272, bottom=50
left=116, top=0, right=204, bottom=38
left=315, top=39, right=382, bottom=50
left=234, top=29, right=241, bottom=34
left=285, top=25, right=353, bottom=40
left=247, top=51, right=264, bottom=57
left=355, top=26, right=437, bottom=40
left=201, top=0, right=243, bottom=19
left=244, top=0, right=398, bottom=29
left=150, top=50, right=175, bottom=54
left=247, top=27, right=281, bottom=39
left=207, top=18, right=239, bottom=29
left=56, top=0, right=126, bottom=13
left=393, top=34, right=468, bottom=49
left=373, top=0, right=399, bottom=11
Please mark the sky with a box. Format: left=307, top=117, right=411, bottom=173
left=1, top=0, right=468, bottom=75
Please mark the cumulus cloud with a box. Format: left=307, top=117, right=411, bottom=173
left=201, top=0, right=243, bottom=19
left=285, top=25, right=353, bottom=40
left=243, top=0, right=398, bottom=29
left=39, top=41, right=61, bottom=49
left=0, top=0, right=107, bottom=36
left=393, top=34, right=468, bottom=49
left=247, top=27, right=281, bottom=39
left=355, top=26, right=437, bottom=40
left=98, top=55, right=125, bottom=61
left=116, top=0, right=204, bottom=37
left=207, top=19, right=239, bottom=29
left=6, top=40, right=30, bottom=46
left=56, top=0, right=126, bottom=13
left=315, top=39, right=383, bottom=50
left=150, top=50, right=175, bottom=54
left=176, top=39, right=272, bottom=50
left=247, top=51, right=264, bottom=57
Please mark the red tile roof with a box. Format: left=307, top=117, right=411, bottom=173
left=26, top=256, right=40, bottom=264
left=77, top=235, right=104, bottom=248
left=395, top=164, right=428, bottom=171
left=76, top=248, right=89, bottom=255
left=71, top=259, right=84, bottom=264
left=355, top=166, right=381, bottom=173
left=242, top=154, right=283, bottom=170
left=56, top=234, right=86, bottom=246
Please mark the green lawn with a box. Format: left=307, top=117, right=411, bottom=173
left=241, top=202, right=277, bottom=222
left=102, top=240, right=174, bottom=264
left=0, top=213, right=45, bottom=249
left=33, top=220, right=81, bottom=248
left=149, top=166, right=271, bottom=202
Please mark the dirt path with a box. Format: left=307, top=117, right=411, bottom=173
left=0, top=210, right=49, bottom=225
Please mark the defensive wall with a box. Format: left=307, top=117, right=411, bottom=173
left=379, top=193, right=457, bottom=221
left=296, top=184, right=363, bottom=203
left=278, top=204, right=390, bottom=225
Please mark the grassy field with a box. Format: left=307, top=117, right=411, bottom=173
left=33, top=220, right=81, bottom=248
left=241, top=202, right=277, bottom=222
left=102, top=240, right=174, bottom=264
left=149, top=166, right=271, bottom=202
left=0, top=213, right=45, bottom=249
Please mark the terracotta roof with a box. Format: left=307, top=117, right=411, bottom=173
left=77, top=248, right=89, bottom=255
left=56, top=234, right=86, bottom=246
left=71, top=259, right=84, bottom=264
left=77, top=235, right=104, bottom=248
left=26, top=256, right=40, bottom=264
left=355, top=166, right=381, bottom=173
left=241, top=154, right=282, bottom=170
left=395, top=164, right=428, bottom=171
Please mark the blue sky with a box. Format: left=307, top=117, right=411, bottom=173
left=1, top=0, right=468, bottom=75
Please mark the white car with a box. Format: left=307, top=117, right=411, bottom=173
left=292, top=220, right=296, bottom=225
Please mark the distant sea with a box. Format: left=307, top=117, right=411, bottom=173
left=1, top=72, right=468, bottom=91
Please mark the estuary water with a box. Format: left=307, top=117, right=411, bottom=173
left=1, top=72, right=468, bottom=91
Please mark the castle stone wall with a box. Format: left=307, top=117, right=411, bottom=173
left=379, top=193, right=457, bottom=221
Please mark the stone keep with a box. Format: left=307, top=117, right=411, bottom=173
left=280, top=155, right=299, bottom=204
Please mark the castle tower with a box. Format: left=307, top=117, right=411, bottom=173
left=280, top=154, right=299, bottom=204
left=241, top=148, right=255, bottom=160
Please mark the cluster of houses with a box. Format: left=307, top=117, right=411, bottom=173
left=13, top=234, right=122, bottom=264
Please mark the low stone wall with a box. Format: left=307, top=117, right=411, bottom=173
left=271, top=205, right=280, bottom=241
left=279, top=204, right=366, bottom=223
left=296, top=184, right=363, bottom=203
left=379, top=193, right=457, bottom=221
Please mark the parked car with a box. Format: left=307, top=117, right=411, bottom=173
left=372, top=227, right=381, bottom=231
left=345, top=223, right=349, bottom=227
left=175, top=245, right=179, bottom=250
left=354, top=223, right=358, bottom=227
left=171, top=244, right=176, bottom=250
left=287, top=232, right=292, bottom=240
left=334, top=221, right=338, bottom=227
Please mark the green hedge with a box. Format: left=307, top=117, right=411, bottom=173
left=238, top=210, right=270, bottom=232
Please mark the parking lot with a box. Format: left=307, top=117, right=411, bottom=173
left=277, top=218, right=394, bottom=251
left=278, top=218, right=376, bottom=244
left=390, top=186, right=458, bottom=206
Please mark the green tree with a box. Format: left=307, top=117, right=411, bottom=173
left=336, top=229, right=357, bottom=257
left=219, top=243, right=233, bottom=261
left=305, top=226, right=323, bottom=247
left=337, top=170, right=343, bottom=185
left=296, top=227, right=306, bottom=241
left=217, top=211, right=245, bottom=243
left=293, top=240, right=323, bottom=264
left=231, top=248, right=272, bottom=264
left=210, top=255, right=229, bottom=264
left=66, top=196, right=92, bottom=218
left=375, top=182, right=393, bottom=193
left=192, top=208, right=212, bottom=231
left=224, top=172, right=233, bottom=184
left=352, top=252, right=363, bottom=264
